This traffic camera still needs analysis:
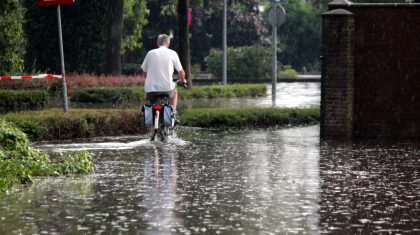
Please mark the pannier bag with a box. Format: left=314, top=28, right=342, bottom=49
left=163, top=105, right=174, bottom=127
left=143, top=105, right=153, bottom=128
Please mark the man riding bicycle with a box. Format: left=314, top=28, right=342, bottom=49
left=141, top=34, right=186, bottom=110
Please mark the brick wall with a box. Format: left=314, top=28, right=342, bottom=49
left=321, top=9, right=355, bottom=138
left=322, top=1, right=420, bottom=138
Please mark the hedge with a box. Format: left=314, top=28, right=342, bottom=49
left=1, top=109, right=146, bottom=141
left=179, top=107, right=320, bottom=128
left=1, top=107, right=319, bottom=141
left=0, top=90, right=49, bottom=113
left=70, top=84, right=267, bottom=103
left=206, top=45, right=271, bottom=82
left=70, top=87, right=145, bottom=104
left=179, top=84, right=266, bottom=99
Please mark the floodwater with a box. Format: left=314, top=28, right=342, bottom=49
left=1, top=126, right=419, bottom=234
left=1, top=82, right=419, bottom=234
left=181, top=82, right=320, bottom=109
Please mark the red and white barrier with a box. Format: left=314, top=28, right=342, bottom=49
left=0, top=74, right=62, bottom=81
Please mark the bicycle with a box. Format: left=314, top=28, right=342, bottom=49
left=149, top=94, right=175, bottom=141
left=142, top=80, right=186, bottom=142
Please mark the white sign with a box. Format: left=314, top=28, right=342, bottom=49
left=268, top=5, right=286, bottom=27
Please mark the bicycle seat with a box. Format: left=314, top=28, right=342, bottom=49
left=152, top=94, right=170, bottom=98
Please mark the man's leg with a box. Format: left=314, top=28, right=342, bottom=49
left=170, top=88, right=178, bottom=110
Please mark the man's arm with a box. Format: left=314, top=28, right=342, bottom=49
left=178, top=69, right=186, bottom=84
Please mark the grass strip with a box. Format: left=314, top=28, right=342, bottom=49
left=179, top=107, right=320, bottom=128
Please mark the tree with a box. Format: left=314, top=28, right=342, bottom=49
left=266, top=0, right=321, bottom=72
left=0, top=0, right=26, bottom=75
left=105, top=0, right=124, bottom=75
left=177, top=0, right=191, bottom=86
left=24, top=0, right=109, bottom=74
left=23, top=0, right=147, bottom=75
left=123, top=0, right=148, bottom=53
left=190, top=0, right=268, bottom=70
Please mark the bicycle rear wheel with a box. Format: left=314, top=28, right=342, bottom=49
left=157, top=127, right=167, bottom=142
left=150, top=129, right=157, bottom=141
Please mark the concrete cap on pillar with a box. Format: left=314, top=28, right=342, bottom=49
left=322, top=8, right=354, bottom=16
left=328, top=0, right=353, bottom=6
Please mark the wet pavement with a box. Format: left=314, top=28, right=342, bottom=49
left=0, top=126, right=419, bottom=234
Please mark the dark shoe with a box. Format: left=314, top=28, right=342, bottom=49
left=175, top=119, right=181, bottom=126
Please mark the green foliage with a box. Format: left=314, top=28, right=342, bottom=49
left=0, top=0, right=26, bottom=74
left=23, top=0, right=109, bottom=74
left=0, top=90, right=48, bottom=113
left=23, top=0, right=148, bottom=74
left=122, top=63, right=142, bottom=75
left=1, top=109, right=146, bottom=141
left=189, top=0, right=268, bottom=70
left=70, top=87, right=145, bottom=104
left=206, top=45, right=271, bottom=81
left=278, top=65, right=298, bottom=79
left=71, top=84, right=266, bottom=103
left=0, top=119, right=94, bottom=192
left=52, top=151, right=94, bottom=175
left=269, top=0, right=321, bottom=72
left=123, top=0, right=148, bottom=53
left=179, top=84, right=267, bottom=99
left=179, top=107, right=320, bottom=128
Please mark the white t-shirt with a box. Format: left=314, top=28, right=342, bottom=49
left=141, top=46, right=183, bottom=93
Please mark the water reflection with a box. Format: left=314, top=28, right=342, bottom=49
left=1, top=126, right=419, bottom=234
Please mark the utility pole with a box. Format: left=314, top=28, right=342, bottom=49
left=268, top=0, right=285, bottom=106
left=222, top=0, right=227, bottom=85
left=57, top=5, right=68, bottom=112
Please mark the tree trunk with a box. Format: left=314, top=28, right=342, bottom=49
left=177, top=0, right=192, bottom=88
left=105, top=0, right=123, bottom=75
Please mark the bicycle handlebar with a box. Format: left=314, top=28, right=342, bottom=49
left=175, top=79, right=188, bottom=89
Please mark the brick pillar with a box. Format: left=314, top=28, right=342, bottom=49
left=321, top=9, right=355, bottom=139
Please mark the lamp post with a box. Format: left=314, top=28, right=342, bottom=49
left=57, top=5, right=68, bottom=112
left=268, top=0, right=285, bottom=106
left=222, top=0, right=227, bottom=85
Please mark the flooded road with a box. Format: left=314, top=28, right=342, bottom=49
left=1, top=126, right=419, bottom=234
left=182, top=82, right=320, bottom=109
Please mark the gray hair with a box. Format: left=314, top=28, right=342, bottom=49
left=157, top=34, right=170, bottom=46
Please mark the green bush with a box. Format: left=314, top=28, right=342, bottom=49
left=122, top=63, right=142, bottom=75
left=70, top=87, right=145, bottom=104
left=1, top=109, right=146, bottom=141
left=0, top=90, right=49, bottom=113
left=179, top=107, right=320, bottom=128
left=0, top=79, right=61, bottom=94
left=71, top=84, right=266, bottom=104
left=206, top=45, right=271, bottom=82
left=179, top=84, right=267, bottom=99
left=0, top=119, right=94, bottom=192
left=278, top=65, right=298, bottom=79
